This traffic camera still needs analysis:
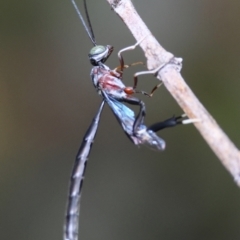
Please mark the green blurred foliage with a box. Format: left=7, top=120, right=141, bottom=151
left=1, top=0, right=240, bottom=240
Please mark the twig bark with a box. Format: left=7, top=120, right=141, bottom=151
left=106, top=0, right=240, bottom=186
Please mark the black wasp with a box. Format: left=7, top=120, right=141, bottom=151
left=64, top=1, right=197, bottom=240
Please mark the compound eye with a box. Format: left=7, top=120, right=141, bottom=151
left=88, top=45, right=113, bottom=65
left=89, top=45, right=106, bottom=56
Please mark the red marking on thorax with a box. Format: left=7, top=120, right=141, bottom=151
left=94, top=67, right=134, bottom=96
left=98, top=69, right=124, bottom=91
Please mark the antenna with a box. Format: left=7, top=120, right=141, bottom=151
left=83, top=0, right=95, bottom=43
left=71, top=0, right=96, bottom=45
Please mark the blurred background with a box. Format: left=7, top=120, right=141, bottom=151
left=1, top=0, right=240, bottom=239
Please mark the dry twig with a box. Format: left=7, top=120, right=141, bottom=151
left=106, top=0, right=240, bottom=186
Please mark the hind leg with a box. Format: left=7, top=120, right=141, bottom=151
left=121, top=96, right=146, bottom=134
left=148, top=114, right=200, bottom=132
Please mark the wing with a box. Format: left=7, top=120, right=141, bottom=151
left=102, top=92, right=165, bottom=151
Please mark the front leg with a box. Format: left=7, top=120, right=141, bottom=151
left=117, top=35, right=151, bottom=73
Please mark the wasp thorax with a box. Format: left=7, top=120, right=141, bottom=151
left=89, top=45, right=113, bottom=66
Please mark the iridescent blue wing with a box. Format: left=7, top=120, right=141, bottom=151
left=103, top=92, right=165, bottom=151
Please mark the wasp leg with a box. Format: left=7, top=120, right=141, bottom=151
left=120, top=96, right=146, bottom=134
left=133, top=63, right=168, bottom=96
left=114, top=61, right=144, bottom=74
left=117, top=34, right=151, bottom=72
left=148, top=114, right=200, bottom=132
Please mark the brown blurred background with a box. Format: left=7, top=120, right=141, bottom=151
left=1, top=0, right=240, bottom=239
